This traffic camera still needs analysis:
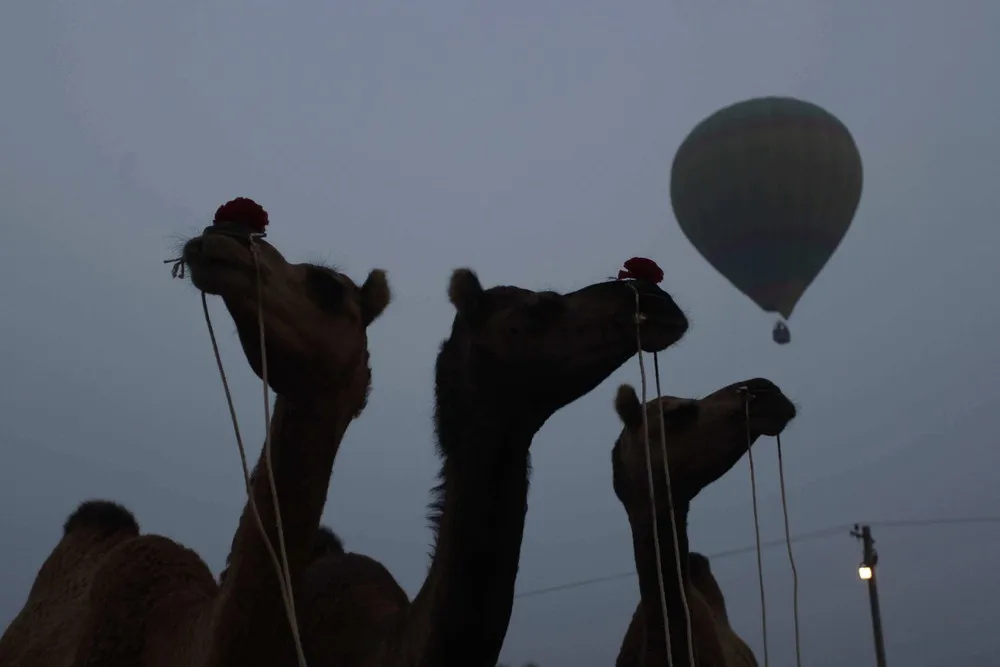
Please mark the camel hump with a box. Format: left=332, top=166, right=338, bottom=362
left=63, top=500, right=139, bottom=537
left=314, top=526, right=345, bottom=558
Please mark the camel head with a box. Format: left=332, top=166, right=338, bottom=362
left=611, top=378, right=796, bottom=508
left=440, top=268, right=688, bottom=429
left=181, top=203, right=391, bottom=404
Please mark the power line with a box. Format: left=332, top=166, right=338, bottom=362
left=513, top=515, right=1000, bottom=600
left=512, top=525, right=844, bottom=600
left=869, top=516, right=1000, bottom=529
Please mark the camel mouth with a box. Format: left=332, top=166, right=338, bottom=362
left=745, top=389, right=797, bottom=436
left=638, top=318, right=688, bottom=352
left=634, top=287, right=689, bottom=351
left=182, top=233, right=254, bottom=295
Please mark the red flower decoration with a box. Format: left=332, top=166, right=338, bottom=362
left=213, top=197, right=269, bottom=233
left=617, top=257, right=664, bottom=284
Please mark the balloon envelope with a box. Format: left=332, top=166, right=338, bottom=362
left=670, top=96, right=863, bottom=319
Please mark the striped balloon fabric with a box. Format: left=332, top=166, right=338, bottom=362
left=670, top=96, right=863, bottom=321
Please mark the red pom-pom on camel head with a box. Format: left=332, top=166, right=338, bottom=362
left=617, top=257, right=664, bottom=284
left=213, top=197, right=269, bottom=233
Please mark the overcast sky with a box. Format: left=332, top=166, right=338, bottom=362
left=3, top=1, right=1000, bottom=665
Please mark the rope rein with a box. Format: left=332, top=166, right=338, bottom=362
left=742, top=391, right=769, bottom=667
left=629, top=285, right=694, bottom=667
left=653, top=352, right=695, bottom=665
left=249, top=241, right=307, bottom=667
left=172, top=238, right=308, bottom=667
left=741, top=389, right=804, bottom=667
left=777, top=434, right=802, bottom=667
left=631, top=296, right=672, bottom=666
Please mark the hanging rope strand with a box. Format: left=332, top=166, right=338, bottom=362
left=630, top=286, right=674, bottom=667
left=743, top=393, right=769, bottom=667
left=777, top=434, right=802, bottom=667
left=192, top=245, right=308, bottom=667
left=199, top=294, right=306, bottom=667
left=249, top=245, right=293, bottom=595
left=248, top=242, right=308, bottom=667
left=653, top=353, right=695, bottom=667
left=174, top=199, right=305, bottom=665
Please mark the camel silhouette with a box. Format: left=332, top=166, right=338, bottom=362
left=0, top=204, right=391, bottom=667
left=611, top=378, right=796, bottom=667
left=298, top=268, right=689, bottom=667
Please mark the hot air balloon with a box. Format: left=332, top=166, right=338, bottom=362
left=670, top=96, right=863, bottom=344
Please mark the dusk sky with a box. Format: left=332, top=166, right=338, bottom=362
left=2, top=1, right=1000, bottom=665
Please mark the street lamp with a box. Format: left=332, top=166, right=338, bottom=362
left=851, top=524, right=887, bottom=667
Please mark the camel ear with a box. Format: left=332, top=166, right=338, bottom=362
left=614, top=384, right=644, bottom=430
left=360, top=269, right=391, bottom=326
left=448, top=268, right=485, bottom=324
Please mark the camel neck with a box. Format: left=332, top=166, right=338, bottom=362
left=211, top=392, right=355, bottom=665
left=627, top=499, right=695, bottom=667
left=399, top=414, right=534, bottom=667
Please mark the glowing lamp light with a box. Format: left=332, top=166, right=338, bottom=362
left=858, top=564, right=873, bottom=580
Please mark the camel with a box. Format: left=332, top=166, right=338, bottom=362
left=0, top=201, right=392, bottom=667
left=0, top=501, right=143, bottom=667
left=299, top=268, right=690, bottom=667
left=611, top=378, right=797, bottom=667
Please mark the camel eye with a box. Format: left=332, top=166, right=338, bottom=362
left=307, top=267, right=346, bottom=312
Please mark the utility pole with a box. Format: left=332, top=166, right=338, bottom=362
left=851, top=524, right=887, bottom=667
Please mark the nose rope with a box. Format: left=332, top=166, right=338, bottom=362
left=172, top=237, right=308, bottom=667
left=740, top=388, right=769, bottom=667
left=652, top=351, right=695, bottom=666
left=777, top=433, right=802, bottom=667
left=630, top=291, right=671, bottom=665
left=628, top=283, right=694, bottom=667
left=164, top=256, right=186, bottom=279
left=742, top=390, right=803, bottom=667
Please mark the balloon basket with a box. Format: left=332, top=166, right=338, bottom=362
left=772, top=320, right=791, bottom=345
